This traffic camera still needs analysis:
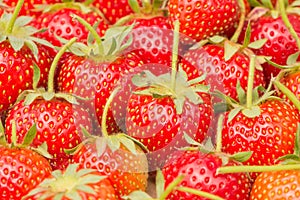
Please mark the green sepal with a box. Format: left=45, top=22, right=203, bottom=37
left=230, top=151, right=253, bottom=163
left=287, top=52, right=300, bottom=65
left=227, top=107, right=243, bottom=123
left=21, top=123, right=37, bottom=147
left=32, top=142, right=53, bottom=159
left=95, top=137, right=107, bottom=157
left=33, top=63, right=41, bottom=90
left=248, top=38, right=268, bottom=49
left=122, top=191, right=152, bottom=200
left=224, top=40, right=240, bottom=61
left=128, top=0, right=141, bottom=13
left=156, top=169, right=165, bottom=198
left=241, top=106, right=261, bottom=118
left=208, top=35, right=227, bottom=44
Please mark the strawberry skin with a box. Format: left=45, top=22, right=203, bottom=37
left=0, top=147, right=52, bottom=199
left=0, top=41, right=35, bottom=115
left=181, top=44, right=266, bottom=102
left=250, top=170, right=300, bottom=199
left=222, top=100, right=299, bottom=179
left=162, top=150, right=252, bottom=199
left=168, top=0, right=241, bottom=42
left=72, top=142, right=149, bottom=199
left=5, top=99, right=93, bottom=170
left=126, top=87, right=213, bottom=170
left=239, top=14, right=300, bottom=84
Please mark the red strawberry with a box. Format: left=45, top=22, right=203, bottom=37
left=56, top=17, right=144, bottom=134
left=0, top=1, right=54, bottom=115
left=72, top=87, right=149, bottom=199
left=30, top=2, right=109, bottom=57
left=168, top=0, right=242, bottom=43
left=0, top=124, right=52, bottom=199
left=5, top=38, right=93, bottom=170
left=24, top=164, right=117, bottom=200
left=221, top=55, right=300, bottom=180
left=3, top=0, right=61, bottom=17
left=162, top=150, right=252, bottom=199
left=238, top=3, right=300, bottom=85
left=79, top=0, right=142, bottom=25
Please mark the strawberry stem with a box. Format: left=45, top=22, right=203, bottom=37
left=278, top=0, right=300, bottom=50
left=171, top=20, right=180, bottom=92
left=101, top=86, right=121, bottom=138
left=273, top=80, right=300, bottom=111
left=159, top=175, right=184, bottom=200
left=246, top=55, right=256, bottom=108
left=176, top=187, right=225, bottom=200
left=72, top=14, right=104, bottom=55
left=215, top=114, right=224, bottom=152
left=230, top=0, right=246, bottom=43
left=48, top=38, right=77, bottom=93
left=6, top=0, right=24, bottom=34
left=217, top=163, right=300, bottom=174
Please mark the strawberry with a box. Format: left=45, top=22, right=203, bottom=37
left=5, top=38, right=93, bottom=170
left=0, top=0, right=54, bottom=115
left=71, top=87, right=149, bottom=199
left=79, top=0, right=142, bottom=25
left=125, top=22, right=213, bottom=170
left=162, top=149, right=252, bottom=199
left=250, top=170, right=300, bottom=199
left=168, top=0, right=242, bottom=43
left=24, top=164, right=117, bottom=200
left=30, top=1, right=109, bottom=57
left=0, top=123, right=52, bottom=199
left=56, top=17, right=144, bottom=134
left=220, top=55, right=300, bottom=180
left=238, top=1, right=300, bottom=85
left=3, top=0, right=61, bottom=17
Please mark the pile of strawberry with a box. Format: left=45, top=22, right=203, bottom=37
left=1, top=0, right=300, bottom=199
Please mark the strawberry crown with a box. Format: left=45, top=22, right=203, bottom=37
left=24, top=164, right=108, bottom=199
left=0, top=0, right=54, bottom=59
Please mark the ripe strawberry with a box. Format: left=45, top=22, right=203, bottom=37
left=30, top=2, right=109, bottom=57
left=5, top=38, right=93, bottom=170
left=162, top=150, right=252, bottom=199
left=168, top=0, right=242, bottom=43
left=72, top=87, right=149, bottom=199
left=238, top=2, right=300, bottom=85
left=79, top=0, right=142, bottom=25
left=250, top=169, right=300, bottom=199
left=3, top=0, right=61, bottom=17
left=24, top=164, right=117, bottom=200
left=180, top=37, right=266, bottom=103
left=0, top=123, right=52, bottom=199
left=221, top=55, right=300, bottom=180
left=56, top=17, right=144, bottom=134
left=0, top=0, right=54, bottom=115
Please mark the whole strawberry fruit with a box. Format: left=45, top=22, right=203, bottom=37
left=162, top=150, right=252, bottom=199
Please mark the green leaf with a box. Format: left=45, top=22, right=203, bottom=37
left=243, top=21, right=252, bottom=47
left=42, top=92, right=55, bottom=101
left=24, top=93, right=40, bottom=105
left=156, top=169, right=165, bottom=197
left=107, top=136, right=121, bottom=153
left=236, top=81, right=246, bottom=104
left=228, top=107, right=243, bottom=123
left=64, top=163, right=78, bottom=177
left=241, top=106, right=261, bottom=118
left=55, top=93, right=79, bottom=105
left=21, top=123, right=37, bottom=146
left=78, top=174, right=105, bottom=185
left=208, top=35, right=226, bottom=44
left=173, top=96, right=185, bottom=114
left=248, top=38, right=268, bottom=49
left=123, top=191, right=152, bottom=200
left=25, top=40, right=38, bottom=59
left=76, top=185, right=97, bottom=195
left=95, top=137, right=107, bottom=157
left=33, top=142, right=53, bottom=159
left=128, top=0, right=141, bottom=13
left=8, top=36, right=24, bottom=51
left=106, top=37, right=117, bottom=55
left=183, top=133, right=202, bottom=146
left=224, top=40, right=240, bottom=61
left=14, top=16, right=33, bottom=27
left=33, top=63, right=41, bottom=90
left=230, top=151, right=253, bottom=162
left=65, top=191, right=81, bottom=200
left=119, top=136, right=137, bottom=155
left=287, top=52, right=300, bottom=66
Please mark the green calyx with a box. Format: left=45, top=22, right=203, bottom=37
left=16, top=37, right=82, bottom=106
left=131, top=67, right=210, bottom=115
left=60, top=14, right=134, bottom=63
left=0, top=120, right=52, bottom=159
left=0, top=0, right=54, bottom=59
left=25, top=164, right=106, bottom=199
